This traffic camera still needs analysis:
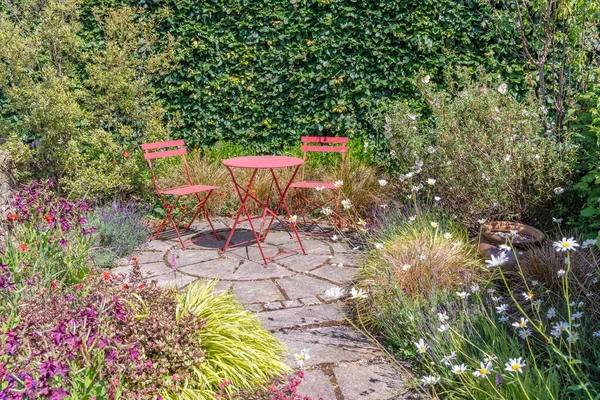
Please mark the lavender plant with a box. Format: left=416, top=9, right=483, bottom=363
left=89, top=200, right=151, bottom=268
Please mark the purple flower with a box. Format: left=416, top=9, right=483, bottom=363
left=495, top=371, right=502, bottom=387
left=49, top=387, right=69, bottom=400
left=58, top=238, right=67, bottom=248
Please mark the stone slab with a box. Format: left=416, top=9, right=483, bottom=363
left=283, top=299, right=302, bottom=308
left=224, top=243, right=280, bottom=262
left=139, top=240, right=173, bottom=252
left=310, top=264, right=359, bottom=285
left=299, top=296, right=322, bottom=306
left=259, top=303, right=344, bottom=331
left=230, top=261, right=295, bottom=280
left=297, top=370, right=337, bottom=400
left=244, top=303, right=264, bottom=312
left=178, top=258, right=238, bottom=279
left=231, top=280, right=285, bottom=304
left=277, top=253, right=331, bottom=272
left=277, top=274, right=335, bottom=299
left=334, top=363, right=404, bottom=400
left=151, top=272, right=197, bottom=289
left=263, top=231, right=298, bottom=246
left=296, top=239, right=332, bottom=255
left=274, top=326, right=380, bottom=366
left=172, top=249, right=222, bottom=267
left=131, top=251, right=165, bottom=265
left=264, top=301, right=284, bottom=310
left=329, top=252, right=362, bottom=267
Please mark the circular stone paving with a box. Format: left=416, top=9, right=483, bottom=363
left=119, top=218, right=416, bottom=400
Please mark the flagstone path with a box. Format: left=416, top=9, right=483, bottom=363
left=114, top=219, right=417, bottom=400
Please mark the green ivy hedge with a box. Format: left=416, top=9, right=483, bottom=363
left=83, top=0, right=524, bottom=152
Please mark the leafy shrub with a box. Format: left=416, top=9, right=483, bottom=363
left=89, top=200, right=151, bottom=268
left=79, top=0, right=530, bottom=151
left=371, top=69, right=576, bottom=227
left=0, top=0, right=174, bottom=198
left=1, top=180, right=93, bottom=287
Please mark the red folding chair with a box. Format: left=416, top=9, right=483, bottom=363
left=290, top=136, right=348, bottom=230
left=141, top=140, right=218, bottom=249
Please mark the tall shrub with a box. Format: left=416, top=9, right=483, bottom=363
left=0, top=0, right=176, bottom=198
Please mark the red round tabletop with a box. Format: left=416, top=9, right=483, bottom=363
left=222, top=155, right=304, bottom=169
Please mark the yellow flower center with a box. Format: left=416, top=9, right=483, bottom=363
left=519, top=322, right=525, bottom=327
left=479, top=368, right=487, bottom=375
left=420, top=347, right=426, bottom=352
left=562, top=243, right=570, bottom=247
left=559, top=326, right=566, bottom=331
left=298, top=355, right=304, bottom=360
left=456, top=369, right=462, bottom=373
left=512, top=364, right=519, bottom=370
left=527, top=293, right=533, bottom=298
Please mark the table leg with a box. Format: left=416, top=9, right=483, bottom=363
left=221, top=167, right=270, bottom=267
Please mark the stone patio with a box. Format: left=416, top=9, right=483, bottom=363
left=115, top=219, right=417, bottom=400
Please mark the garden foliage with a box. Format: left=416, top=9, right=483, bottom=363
left=81, top=0, right=526, bottom=151
left=0, top=0, right=175, bottom=198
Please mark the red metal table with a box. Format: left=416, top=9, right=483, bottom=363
left=221, top=156, right=307, bottom=267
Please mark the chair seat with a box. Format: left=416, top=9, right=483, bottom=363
left=290, top=181, right=338, bottom=189
left=159, top=184, right=217, bottom=196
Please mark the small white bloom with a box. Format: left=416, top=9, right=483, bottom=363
left=408, top=113, right=417, bottom=121
left=498, top=315, right=509, bottom=322
left=418, top=254, right=426, bottom=261
left=522, top=292, right=534, bottom=301
left=334, top=180, right=344, bottom=188
left=553, top=187, right=565, bottom=195
left=378, top=179, right=388, bottom=187
left=421, top=375, right=440, bottom=386
left=567, top=332, right=579, bottom=343
left=519, top=329, right=533, bottom=339
left=505, top=358, right=526, bottom=373
left=402, top=264, right=411, bottom=272
left=443, top=232, right=452, bottom=240
left=437, top=324, right=449, bottom=333
left=321, top=207, right=333, bottom=216
left=363, top=141, right=369, bottom=148
left=582, top=239, right=597, bottom=249
left=496, top=304, right=509, bottom=314
left=472, top=362, right=493, bottom=378
left=434, top=196, right=441, bottom=201
left=315, top=186, right=325, bottom=191
left=415, top=338, right=429, bottom=354
left=571, top=311, right=584, bottom=320
left=408, top=215, right=417, bottom=222
left=294, top=348, right=311, bottom=368
left=512, top=318, right=528, bottom=329
left=485, top=252, right=509, bottom=268
left=456, top=291, right=469, bottom=299
left=324, top=287, right=345, bottom=300
left=331, top=234, right=338, bottom=241
left=422, top=75, right=431, bottom=83
left=499, top=244, right=512, bottom=252
left=430, top=222, right=438, bottom=228
left=531, top=280, right=539, bottom=286
left=357, top=219, right=366, bottom=226
left=374, top=243, right=384, bottom=250
left=441, top=351, right=456, bottom=365
left=427, top=146, right=437, bottom=154
left=504, top=154, right=512, bottom=162
left=451, top=364, right=468, bottom=375
left=350, top=287, right=368, bottom=299
left=498, top=83, right=508, bottom=95
left=557, top=269, right=566, bottom=277
left=341, top=199, right=352, bottom=210
left=547, top=307, right=556, bottom=319
left=427, top=178, right=436, bottom=185
left=478, top=218, right=487, bottom=224
left=470, top=284, right=480, bottom=293
left=289, top=215, right=298, bottom=224
left=552, top=217, right=563, bottom=223
left=553, top=237, right=579, bottom=252
left=592, top=330, right=600, bottom=338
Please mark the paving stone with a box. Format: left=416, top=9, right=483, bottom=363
left=299, top=296, right=323, bottom=306
left=277, top=274, right=335, bottom=299
left=274, top=326, right=380, bottom=366
left=334, top=363, right=404, bottom=400
left=172, top=249, right=222, bottom=267
left=139, top=263, right=173, bottom=277
left=296, top=239, right=331, bottom=255
left=330, top=252, right=362, bottom=267
left=151, top=272, right=197, bottom=289
left=178, top=258, right=238, bottom=279
left=259, top=303, right=344, bottom=330
left=231, top=261, right=295, bottom=280
left=282, top=299, right=302, bottom=308
left=244, top=303, right=264, bottom=312
left=310, top=264, right=359, bottom=285
left=330, top=241, right=351, bottom=254
left=132, top=252, right=165, bottom=265
left=277, top=253, right=331, bottom=272
left=231, top=280, right=285, bottom=303
left=297, top=369, right=337, bottom=400
left=224, top=243, right=280, bottom=262
left=264, top=301, right=284, bottom=310
left=213, top=280, right=233, bottom=293
left=263, top=231, right=297, bottom=246
left=139, top=240, right=173, bottom=252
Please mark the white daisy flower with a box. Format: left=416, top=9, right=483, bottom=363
left=331, top=234, right=338, bottom=241
left=324, top=287, right=345, bottom=300
left=437, top=324, right=449, bottom=333
left=378, top=179, right=388, bottom=187
left=512, top=318, right=528, bottom=329
left=505, top=358, right=526, bottom=373
left=498, top=83, right=508, bottom=94
left=357, top=219, right=366, bottom=226
left=427, top=178, right=436, bottom=185
left=571, top=311, right=584, bottom=320
left=547, top=307, right=556, bottom=319
left=289, top=215, right=297, bottom=224
left=582, top=239, right=597, bottom=249
left=553, top=187, right=565, bottom=195
left=499, top=315, right=509, bottom=322
left=334, top=180, right=344, bottom=188
left=441, top=351, right=456, bottom=365
left=341, top=199, right=352, bottom=210
left=415, top=338, right=429, bottom=354
left=321, top=207, right=333, bottom=216
left=421, top=375, right=440, bottom=386
left=592, top=330, right=600, bottom=338
left=522, top=292, right=534, bottom=301
left=519, top=329, right=533, bottom=339
left=496, top=304, right=509, bottom=314
left=553, top=237, right=579, bottom=252
left=437, top=312, right=449, bottom=323
left=422, top=75, right=431, bottom=83
left=451, top=364, right=468, bottom=375
left=294, top=348, right=311, bottom=368
left=430, top=222, right=439, bottom=228
left=472, top=362, right=493, bottom=378
left=485, top=252, right=508, bottom=268
left=567, top=332, right=579, bottom=343
left=443, top=232, right=452, bottom=240
left=350, top=287, right=367, bottom=299
left=434, top=196, right=441, bottom=201
left=402, top=264, right=411, bottom=271
left=552, top=217, right=563, bottom=223
left=456, top=291, right=469, bottom=299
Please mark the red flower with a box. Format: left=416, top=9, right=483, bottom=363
left=122, top=283, right=129, bottom=289
left=44, top=214, right=53, bottom=223
left=251, top=189, right=257, bottom=195
left=123, top=150, right=130, bottom=158
left=50, top=281, right=57, bottom=290
left=227, top=213, right=232, bottom=218
left=219, top=191, right=225, bottom=197
left=131, top=257, right=137, bottom=261
left=137, top=284, right=145, bottom=291
left=7, top=214, right=17, bottom=221
left=102, top=271, right=111, bottom=281
left=19, top=243, right=28, bottom=252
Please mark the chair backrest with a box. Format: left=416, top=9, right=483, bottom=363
left=141, top=140, right=194, bottom=192
left=299, top=136, right=348, bottom=181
